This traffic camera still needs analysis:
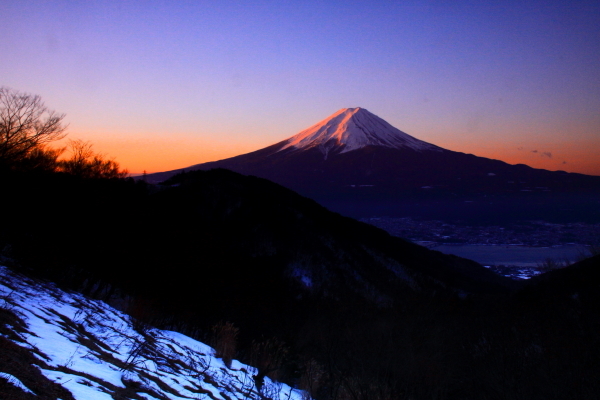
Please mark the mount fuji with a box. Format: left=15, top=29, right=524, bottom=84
left=276, top=107, right=442, bottom=157
left=147, top=108, right=600, bottom=222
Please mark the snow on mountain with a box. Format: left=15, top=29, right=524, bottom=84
left=0, top=265, right=305, bottom=400
left=277, top=108, right=442, bottom=159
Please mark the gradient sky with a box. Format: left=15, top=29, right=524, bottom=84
left=2, top=0, right=599, bottom=175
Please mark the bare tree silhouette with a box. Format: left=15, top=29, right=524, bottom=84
left=0, top=87, right=67, bottom=166
left=60, top=139, right=127, bottom=179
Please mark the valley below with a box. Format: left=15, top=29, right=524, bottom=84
left=433, top=244, right=584, bottom=267
left=363, top=217, right=600, bottom=278
left=433, top=245, right=584, bottom=279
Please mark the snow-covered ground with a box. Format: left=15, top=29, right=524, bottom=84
left=0, top=265, right=306, bottom=400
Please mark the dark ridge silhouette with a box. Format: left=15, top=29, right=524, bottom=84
left=521, top=254, right=600, bottom=307
left=2, top=167, right=600, bottom=399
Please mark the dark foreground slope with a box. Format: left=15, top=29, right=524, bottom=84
left=522, top=253, right=600, bottom=306
left=2, top=169, right=599, bottom=399
left=0, top=167, right=513, bottom=311
left=0, top=265, right=300, bottom=400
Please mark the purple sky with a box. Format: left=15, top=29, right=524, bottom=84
left=2, top=0, right=599, bottom=174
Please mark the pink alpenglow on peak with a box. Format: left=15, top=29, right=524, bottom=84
left=278, top=107, right=442, bottom=158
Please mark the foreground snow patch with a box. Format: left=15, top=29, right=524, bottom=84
left=0, top=265, right=305, bottom=400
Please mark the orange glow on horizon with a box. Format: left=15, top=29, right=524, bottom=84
left=64, top=133, right=270, bottom=175
left=65, top=131, right=600, bottom=177
left=436, top=140, right=600, bottom=177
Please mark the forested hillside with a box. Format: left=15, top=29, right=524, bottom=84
left=2, top=165, right=599, bottom=399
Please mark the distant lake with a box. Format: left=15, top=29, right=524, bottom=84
left=433, top=244, right=587, bottom=267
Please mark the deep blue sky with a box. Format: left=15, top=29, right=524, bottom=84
left=2, top=0, right=599, bottom=174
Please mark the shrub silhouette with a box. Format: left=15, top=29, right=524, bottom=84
left=248, top=337, right=288, bottom=392
left=59, top=139, right=127, bottom=179
left=210, top=321, right=238, bottom=368
left=299, top=358, right=324, bottom=400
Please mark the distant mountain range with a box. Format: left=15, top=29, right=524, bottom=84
left=147, top=108, right=600, bottom=222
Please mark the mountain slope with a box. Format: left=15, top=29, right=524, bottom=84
left=0, top=167, right=516, bottom=348
left=3, top=169, right=600, bottom=399
left=0, top=168, right=519, bottom=399
left=0, top=265, right=303, bottom=400
left=147, top=108, right=600, bottom=222
left=522, top=253, right=600, bottom=307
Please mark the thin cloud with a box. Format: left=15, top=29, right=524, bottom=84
left=541, top=152, right=552, bottom=158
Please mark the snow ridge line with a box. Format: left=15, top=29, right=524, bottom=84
left=278, top=107, right=442, bottom=156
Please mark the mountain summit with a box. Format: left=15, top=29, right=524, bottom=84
left=277, top=107, right=441, bottom=158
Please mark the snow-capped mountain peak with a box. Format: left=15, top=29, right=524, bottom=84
left=277, top=107, right=442, bottom=158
